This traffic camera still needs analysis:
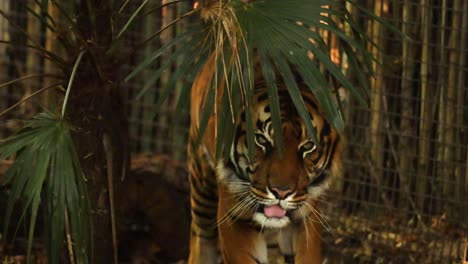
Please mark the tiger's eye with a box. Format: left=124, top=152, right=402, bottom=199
left=255, top=133, right=269, bottom=146
left=302, top=141, right=315, bottom=151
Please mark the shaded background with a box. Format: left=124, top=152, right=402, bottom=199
left=0, top=0, right=467, bottom=263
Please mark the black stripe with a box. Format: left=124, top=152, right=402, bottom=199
left=320, top=123, right=331, bottom=140
left=310, top=149, right=323, bottom=164
left=191, top=187, right=217, bottom=206
left=325, top=136, right=339, bottom=171
left=302, top=94, right=318, bottom=110
left=310, top=135, right=339, bottom=186
left=246, top=166, right=256, bottom=174
left=191, top=208, right=217, bottom=227
left=236, top=126, right=245, bottom=137
left=192, top=196, right=218, bottom=209
left=236, top=218, right=258, bottom=228
left=230, top=153, right=250, bottom=182
left=256, top=120, right=263, bottom=129
left=190, top=159, right=203, bottom=177
left=257, top=92, right=268, bottom=102
left=204, top=176, right=218, bottom=189
left=284, top=254, right=295, bottom=264
left=312, top=149, right=331, bottom=184
left=250, top=254, right=264, bottom=264
left=191, top=178, right=218, bottom=202
left=262, top=118, right=272, bottom=135
left=309, top=170, right=327, bottom=186
left=192, top=214, right=216, bottom=228
left=191, top=230, right=217, bottom=239
left=193, top=207, right=216, bottom=220
left=228, top=151, right=243, bottom=177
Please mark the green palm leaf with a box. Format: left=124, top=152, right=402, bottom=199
left=128, top=0, right=400, bottom=158
left=1, top=112, right=91, bottom=264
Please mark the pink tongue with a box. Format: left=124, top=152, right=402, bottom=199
left=264, top=205, right=287, bottom=218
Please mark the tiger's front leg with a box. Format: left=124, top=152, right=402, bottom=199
left=217, top=186, right=268, bottom=264
left=292, top=214, right=322, bottom=264
left=277, top=215, right=322, bottom=264
left=188, top=146, right=221, bottom=264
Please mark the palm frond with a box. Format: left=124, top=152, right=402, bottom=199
left=0, top=82, right=64, bottom=117
left=0, top=74, right=63, bottom=89
left=0, top=40, right=66, bottom=66
left=115, top=0, right=149, bottom=40
left=128, top=0, right=402, bottom=158
left=61, top=50, right=86, bottom=117
left=26, top=5, right=56, bottom=32
left=1, top=112, right=91, bottom=264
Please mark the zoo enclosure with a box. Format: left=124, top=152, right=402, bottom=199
left=0, top=0, right=467, bottom=263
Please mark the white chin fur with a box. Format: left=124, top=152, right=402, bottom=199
left=252, top=213, right=291, bottom=229
left=307, top=186, right=325, bottom=198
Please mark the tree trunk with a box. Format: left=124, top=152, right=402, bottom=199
left=23, top=0, right=41, bottom=116
left=417, top=0, right=433, bottom=215
left=69, top=76, right=127, bottom=264
left=398, top=0, right=417, bottom=213
left=0, top=0, right=10, bottom=115
left=455, top=0, right=467, bottom=222
left=139, top=1, right=161, bottom=153
left=435, top=0, right=448, bottom=216
left=368, top=0, right=387, bottom=205
left=171, top=1, right=191, bottom=162
left=42, top=2, right=61, bottom=107
left=156, top=0, right=175, bottom=154
left=444, top=0, right=462, bottom=219
left=69, top=1, right=129, bottom=262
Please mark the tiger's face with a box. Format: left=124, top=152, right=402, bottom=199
left=216, top=88, right=342, bottom=229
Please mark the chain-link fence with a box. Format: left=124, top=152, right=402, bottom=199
left=1, top=0, right=466, bottom=263
left=321, top=1, right=467, bottom=262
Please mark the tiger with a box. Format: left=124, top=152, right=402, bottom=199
left=187, top=56, right=343, bottom=264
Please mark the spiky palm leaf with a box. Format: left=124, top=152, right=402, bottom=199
left=0, top=112, right=91, bottom=264
left=0, top=1, right=147, bottom=262
left=127, top=0, right=402, bottom=160
left=0, top=2, right=93, bottom=255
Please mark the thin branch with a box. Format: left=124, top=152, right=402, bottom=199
left=62, top=51, right=86, bottom=117
left=0, top=9, right=43, bottom=48
left=109, top=0, right=183, bottom=55
left=115, top=0, right=149, bottom=40
left=136, top=9, right=196, bottom=49
left=0, top=74, right=63, bottom=89
left=0, top=40, right=66, bottom=66
left=64, top=210, right=76, bottom=264
left=103, top=134, right=119, bottom=264
left=0, top=82, right=63, bottom=117
left=118, top=0, right=132, bottom=14
left=33, top=0, right=58, bottom=27
left=140, top=0, right=184, bottom=18
left=26, top=5, right=56, bottom=32
left=52, top=2, right=84, bottom=43
left=85, top=0, right=97, bottom=35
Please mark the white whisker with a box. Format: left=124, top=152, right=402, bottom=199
left=299, top=206, right=306, bottom=248
left=216, top=192, right=258, bottom=227
left=216, top=194, right=250, bottom=227
left=302, top=201, right=334, bottom=235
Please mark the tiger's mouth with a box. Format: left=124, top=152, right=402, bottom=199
left=252, top=204, right=293, bottom=229
left=256, top=204, right=290, bottom=218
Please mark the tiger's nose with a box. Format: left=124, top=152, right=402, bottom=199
left=270, top=186, right=294, bottom=199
